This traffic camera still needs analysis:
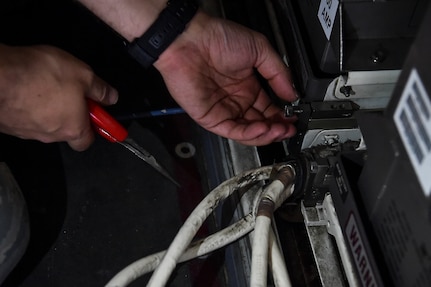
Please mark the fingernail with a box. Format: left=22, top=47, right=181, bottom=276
left=107, top=88, right=119, bottom=105
left=290, top=83, right=299, bottom=98
left=282, top=55, right=290, bottom=67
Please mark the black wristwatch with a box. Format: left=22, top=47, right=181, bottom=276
left=127, top=0, right=199, bottom=68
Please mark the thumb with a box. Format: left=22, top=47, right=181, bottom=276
left=86, top=75, right=119, bottom=105
left=68, top=75, right=117, bottom=151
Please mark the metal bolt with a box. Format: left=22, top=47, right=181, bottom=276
left=371, top=49, right=386, bottom=64
left=339, top=86, right=355, bottom=97
left=284, top=105, right=304, bottom=117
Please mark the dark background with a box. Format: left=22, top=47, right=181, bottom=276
left=0, top=1, right=224, bottom=286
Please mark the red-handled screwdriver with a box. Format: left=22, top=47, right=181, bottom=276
left=87, top=99, right=180, bottom=187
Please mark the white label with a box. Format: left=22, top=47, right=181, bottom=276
left=318, top=0, right=339, bottom=40
left=394, top=69, right=431, bottom=196
left=346, top=214, right=377, bottom=287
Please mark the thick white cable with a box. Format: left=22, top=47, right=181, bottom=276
left=250, top=214, right=272, bottom=287
left=250, top=165, right=295, bottom=287
left=269, top=227, right=292, bottom=287
left=263, top=176, right=295, bottom=210
left=147, top=166, right=273, bottom=287
left=250, top=179, right=285, bottom=287
left=105, top=213, right=255, bottom=287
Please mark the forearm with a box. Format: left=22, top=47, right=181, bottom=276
left=77, top=0, right=167, bottom=42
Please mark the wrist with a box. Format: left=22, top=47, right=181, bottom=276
left=78, top=0, right=167, bottom=42
left=153, top=10, right=210, bottom=71
left=126, top=0, right=200, bottom=68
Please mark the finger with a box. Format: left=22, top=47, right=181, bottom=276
left=255, top=37, right=298, bottom=102
left=86, top=75, right=119, bottom=105
left=250, top=88, right=286, bottom=119
left=209, top=116, right=295, bottom=146
left=237, top=123, right=297, bottom=146
left=66, top=124, right=95, bottom=151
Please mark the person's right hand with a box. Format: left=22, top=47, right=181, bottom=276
left=0, top=44, right=118, bottom=151
left=155, top=12, right=298, bottom=146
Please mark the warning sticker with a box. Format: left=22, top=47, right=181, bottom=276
left=318, top=0, right=339, bottom=40
left=394, top=69, right=431, bottom=196
left=346, top=213, right=377, bottom=287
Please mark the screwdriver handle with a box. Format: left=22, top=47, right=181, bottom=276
left=87, top=98, right=128, bottom=143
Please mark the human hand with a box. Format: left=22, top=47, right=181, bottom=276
left=0, top=44, right=118, bottom=151
left=155, top=12, right=297, bottom=146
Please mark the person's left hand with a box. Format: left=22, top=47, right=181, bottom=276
left=155, top=12, right=297, bottom=146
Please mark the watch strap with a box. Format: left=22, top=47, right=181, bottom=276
left=127, top=0, right=199, bottom=68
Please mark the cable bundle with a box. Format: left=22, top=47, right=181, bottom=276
left=106, top=164, right=296, bottom=287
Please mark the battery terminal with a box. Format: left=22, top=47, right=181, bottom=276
left=284, top=104, right=304, bottom=117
